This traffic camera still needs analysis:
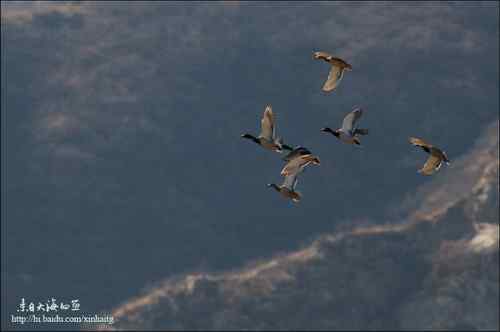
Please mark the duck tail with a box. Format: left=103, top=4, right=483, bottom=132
left=292, top=191, right=302, bottom=203
left=354, top=128, right=369, bottom=136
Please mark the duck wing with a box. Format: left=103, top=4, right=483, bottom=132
left=409, top=137, right=433, bottom=149
left=322, top=64, right=344, bottom=92
left=281, top=154, right=317, bottom=176
left=283, top=146, right=312, bottom=162
left=329, top=57, right=350, bottom=67
left=280, top=157, right=304, bottom=177
left=282, top=172, right=299, bottom=191
left=409, top=137, right=434, bottom=153
left=419, top=153, right=443, bottom=175
left=259, top=105, right=275, bottom=140
left=342, top=107, right=363, bottom=132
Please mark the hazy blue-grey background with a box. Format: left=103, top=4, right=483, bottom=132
left=1, top=1, right=498, bottom=330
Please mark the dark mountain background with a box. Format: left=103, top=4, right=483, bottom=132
left=1, top=1, right=498, bottom=330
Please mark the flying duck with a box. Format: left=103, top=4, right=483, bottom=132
left=409, top=137, right=450, bottom=175
left=267, top=171, right=302, bottom=203
left=241, top=105, right=293, bottom=153
left=313, top=51, right=352, bottom=92
left=321, top=107, right=368, bottom=145
left=281, top=154, right=320, bottom=177
left=282, top=146, right=312, bottom=162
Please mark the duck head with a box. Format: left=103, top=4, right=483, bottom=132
left=313, top=51, right=328, bottom=60
left=241, top=133, right=260, bottom=144
left=321, top=127, right=340, bottom=138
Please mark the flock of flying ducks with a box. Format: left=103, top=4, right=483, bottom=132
left=241, top=51, right=451, bottom=203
